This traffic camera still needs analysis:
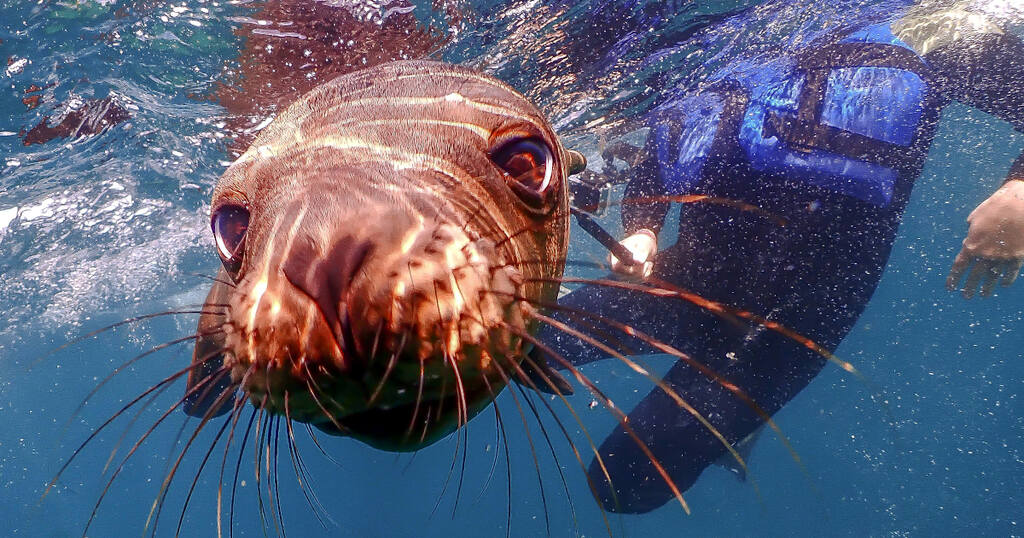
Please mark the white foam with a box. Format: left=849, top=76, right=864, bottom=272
left=0, top=207, right=17, bottom=231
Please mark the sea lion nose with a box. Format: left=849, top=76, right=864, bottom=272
left=281, top=233, right=374, bottom=353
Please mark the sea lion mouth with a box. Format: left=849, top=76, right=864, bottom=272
left=331, top=387, right=490, bottom=451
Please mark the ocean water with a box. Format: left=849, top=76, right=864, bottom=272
left=0, top=0, right=1021, bottom=536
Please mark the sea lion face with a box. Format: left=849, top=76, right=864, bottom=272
left=200, top=61, right=572, bottom=450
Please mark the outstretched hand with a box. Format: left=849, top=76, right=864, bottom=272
left=609, top=229, right=658, bottom=280
left=947, top=180, right=1024, bottom=298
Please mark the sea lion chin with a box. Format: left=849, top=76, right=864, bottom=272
left=183, top=60, right=583, bottom=451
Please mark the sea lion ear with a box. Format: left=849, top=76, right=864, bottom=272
left=183, top=269, right=236, bottom=418
left=566, top=149, right=587, bottom=176
left=515, top=352, right=574, bottom=396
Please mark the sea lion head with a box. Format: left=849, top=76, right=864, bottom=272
left=187, top=60, right=581, bottom=450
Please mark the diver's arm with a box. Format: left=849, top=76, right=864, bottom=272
left=610, top=156, right=666, bottom=279
left=946, top=177, right=1024, bottom=297
left=924, top=32, right=1024, bottom=296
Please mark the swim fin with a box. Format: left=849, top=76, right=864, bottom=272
left=714, top=424, right=765, bottom=482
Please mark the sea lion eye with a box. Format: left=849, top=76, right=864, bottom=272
left=490, top=136, right=555, bottom=201
left=212, top=204, right=249, bottom=274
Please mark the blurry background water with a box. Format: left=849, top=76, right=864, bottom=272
left=0, top=0, right=1021, bottom=536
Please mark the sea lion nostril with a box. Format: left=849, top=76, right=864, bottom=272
left=282, top=234, right=374, bottom=348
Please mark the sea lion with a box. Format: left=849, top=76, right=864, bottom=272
left=182, top=59, right=585, bottom=451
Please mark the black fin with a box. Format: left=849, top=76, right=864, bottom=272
left=714, top=424, right=765, bottom=482
left=517, top=349, right=574, bottom=395
left=183, top=270, right=235, bottom=418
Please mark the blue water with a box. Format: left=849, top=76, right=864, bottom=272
left=1, top=0, right=1021, bottom=536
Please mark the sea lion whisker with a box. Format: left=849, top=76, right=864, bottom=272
left=498, top=321, right=689, bottom=513
left=153, top=350, right=240, bottom=505
left=44, top=359, right=216, bottom=502
left=302, top=424, right=344, bottom=470
left=144, top=368, right=238, bottom=537
left=504, top=258, right=609, bottom=272
left=427, top=354, right=465, bottom=519
left=473, top=391, right=504, bottom=507
left=511, top=351, right=614, bottom=538
left=366, top=335, right=401, bottom=407
left=228, top=407, right=260, bottom=538
left=471, top=297, right=614, bottom=530
left=300, top=360, right=349, bottom=434
left=271, top=416, right=289, bottom=538
left=449, top=290, right=617, bottom=530
left=172, top=397, right=243, bottom=538
left=514, top=292, right=804, bottom=487
left=251, top=396, right=272, bottom=533
left=612, top=194, right=788, bottom=227
left=473, top=327, right=583, bottom=528
left=430, top=370, right=449, bottom=438
left=100, top=380, right=172, bottom=476
left=446, top=250, right=576, bottom=530
left=368, top=320, right=384, bottom=367
left=536, top=275, right=896, bottom=445
left=417, top=412, right=432, bottom=448
left=217, top=369, right=254, bottom=538
left=446, top=350, right=471, bottom=518
left=254, top=398, right=283, bottom=538
left=403, top=341, right=425, bottom=441
left=491, top=289, right=769, bottom=477
left=185, top=271, right=239, bottom=289
left=282, top=396, right=334, bottom=530
left=65, top=330, right=226, bottom=433
left=530, top=275, right=865, bottom=379
left=483, top=352, right=551, bottom=536
left=81, top=366, right=231, bottom=537
left=479, top=375, right=513, bottom=538
left=527, top=309, right=763, bottom=497
left=492, top=223, right=538, bottom=253
left=33, top=308, right=228, bottom=374
left=110, top=349, right=232, bottom=478
left=424, top=277, right=469, bottom=516
left=510, top=380, right=580, bottom=535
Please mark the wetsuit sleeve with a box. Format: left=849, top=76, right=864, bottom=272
left=621, top=155, right=670, bottom=236
left=925, top=31, right=1024, bottom=182
left=925, top=32, right=1024, bottom=131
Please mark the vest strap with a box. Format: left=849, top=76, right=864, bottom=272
left=766, top=42, right=933, bottom=168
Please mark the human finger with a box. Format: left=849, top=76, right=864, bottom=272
left=947, top=251, right=972, bottom=291
left=1001, top=258, right=1024, bottom=287
left=962, top=259, right=988, bottom=299
left=980, top=262, right=1002, bottom=297
left=641, top=260, right=654, bottom=280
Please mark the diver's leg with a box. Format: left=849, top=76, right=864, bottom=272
left=586, top=326, right=827, bottom=513
left=582, top=205, right=896, bottom=513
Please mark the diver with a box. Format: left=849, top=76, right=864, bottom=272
left=540, top=1, right=1024, bottom=513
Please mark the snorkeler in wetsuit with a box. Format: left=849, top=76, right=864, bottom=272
left=541, top=2, right=1024, bottom=513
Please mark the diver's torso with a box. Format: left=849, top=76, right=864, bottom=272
left=648, top=20, right=949, bottom=318
left=664, top=21, right=944, bottom=218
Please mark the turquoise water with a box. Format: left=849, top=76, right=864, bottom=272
left=1, top=0, right=1021, bottom=536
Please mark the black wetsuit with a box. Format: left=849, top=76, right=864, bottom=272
left=540, top=17, right=1024, bottom=513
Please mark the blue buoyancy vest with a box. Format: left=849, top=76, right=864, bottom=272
left=658, top=22, right=932, bottom=208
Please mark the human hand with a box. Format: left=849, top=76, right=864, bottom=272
left=609, top=229, right=657, bottom=280
left=947, top=180, right=1024, bottom=298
